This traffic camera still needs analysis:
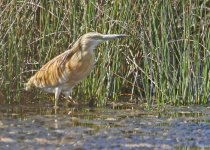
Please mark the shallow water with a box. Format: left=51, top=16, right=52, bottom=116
left=0, top=104, right=210, bottom=150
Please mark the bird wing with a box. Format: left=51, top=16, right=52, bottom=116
left=40, top=50, right=72, bottom=71
left=31, top=49, right=76, bottom=88
left=40, top=38, right=81, bottom=70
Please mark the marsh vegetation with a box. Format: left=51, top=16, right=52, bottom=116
left=0, top=0, right=210, bottom=105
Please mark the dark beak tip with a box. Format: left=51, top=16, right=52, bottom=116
left=119, top=34, right=129, bottom=38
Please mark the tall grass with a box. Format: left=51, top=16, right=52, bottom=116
left=0, top=0, right=209, bottom=105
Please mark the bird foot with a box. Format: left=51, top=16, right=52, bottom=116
left=66, top=98, right=78, bottom=107
left=67, top=99, right=78, bottom=104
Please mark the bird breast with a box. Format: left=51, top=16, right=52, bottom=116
left=65, top=50, right=95, bottom=83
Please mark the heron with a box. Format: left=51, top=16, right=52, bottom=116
left=25, top=32, right=127, bottom=108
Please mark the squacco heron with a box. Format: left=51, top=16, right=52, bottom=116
left=25, top=32, right=127, bottom=108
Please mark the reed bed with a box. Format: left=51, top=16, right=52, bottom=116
left=0, top=0, right=209, bottom=105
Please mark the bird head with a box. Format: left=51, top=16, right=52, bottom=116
left=80, top=32, right=128, bottom=52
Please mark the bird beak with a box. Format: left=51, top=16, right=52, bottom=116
left=101, top=34, right=128, bottom=40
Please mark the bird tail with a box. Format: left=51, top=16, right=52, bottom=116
left=25, top=77, right=35, bottom=91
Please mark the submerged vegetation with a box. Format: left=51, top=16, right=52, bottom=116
left=0, top=0, right=210, bottom=105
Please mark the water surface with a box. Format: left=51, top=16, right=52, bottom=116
left=0, top=103, right=210, bottom=150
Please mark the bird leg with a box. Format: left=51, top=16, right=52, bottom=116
left=54, top=87, right=62, bottom=109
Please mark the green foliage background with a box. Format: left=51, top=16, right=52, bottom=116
left=0, top=0, right=210, bottom=105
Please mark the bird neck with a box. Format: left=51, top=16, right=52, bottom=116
left=80, top=37, right=100, bottom=54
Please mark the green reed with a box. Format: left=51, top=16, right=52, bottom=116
left=0, top=0, right=209, bottom=105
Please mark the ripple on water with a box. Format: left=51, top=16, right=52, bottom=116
left=0, top=104, right=209, bottom=149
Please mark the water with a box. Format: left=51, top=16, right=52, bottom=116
left=0, top=103, right=210, bottom=150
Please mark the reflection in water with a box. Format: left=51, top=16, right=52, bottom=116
left=0, top=104, right=209, bottom=149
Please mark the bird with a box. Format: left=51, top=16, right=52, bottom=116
left=25, top=32, right=127, bottom=108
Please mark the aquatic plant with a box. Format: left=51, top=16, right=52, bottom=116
left=0, top=0, right=209, bottom=105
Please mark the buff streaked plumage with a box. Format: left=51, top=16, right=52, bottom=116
left=25, top=32, right=127, bottom=108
